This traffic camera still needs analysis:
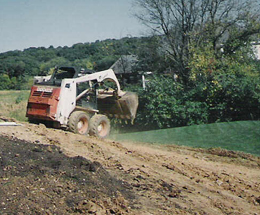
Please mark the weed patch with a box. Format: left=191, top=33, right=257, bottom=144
left=0, top=90, right=29, bottom=121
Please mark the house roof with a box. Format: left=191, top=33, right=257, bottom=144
left=110, top=55, right=138, bottom=74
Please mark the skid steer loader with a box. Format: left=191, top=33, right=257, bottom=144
left=26, top=66, right=138, bottom=138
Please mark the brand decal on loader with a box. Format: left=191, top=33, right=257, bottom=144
left=37, top=87, right=53, bottom=93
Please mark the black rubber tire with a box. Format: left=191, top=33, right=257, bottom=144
left=68, top=111, right=90, bottom=135
left=89, top=114, right=110, bottom=138
left=52, top=121, right=61, bottom=129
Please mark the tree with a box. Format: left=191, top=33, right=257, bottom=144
left=134, top=36, right=166, bottom=73
left=135, top=0, right=260, bottom=84
left=188, top=42, right=260, bottom=122
left=39, top=57, right=69, bottom=75
left=0, top=74, right=12, bottom=90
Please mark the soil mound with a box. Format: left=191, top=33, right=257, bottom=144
left=0, top=136, right=133, bottom=215
left=0, top=121, right=260, bottom=214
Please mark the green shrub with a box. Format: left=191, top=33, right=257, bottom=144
left=129, top=76, right=209, bottom=130
left=124, top=54, right=260, bottom=131
left=0, top=74, right=12, bottom=90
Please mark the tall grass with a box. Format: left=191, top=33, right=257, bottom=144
left=0, top=90, right=30, bottom=122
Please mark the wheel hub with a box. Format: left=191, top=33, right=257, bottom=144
left=77, top=121, right=83, bottom=129
left=97, top=124, right=103, bottom=133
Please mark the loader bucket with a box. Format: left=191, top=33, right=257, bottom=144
left=97, top=91, right=138, bottom=122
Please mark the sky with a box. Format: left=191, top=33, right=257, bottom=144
left=0, top=0, right=146, bottom=53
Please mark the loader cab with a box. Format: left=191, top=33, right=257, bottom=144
left=76, top=78, right=119, bottom=111
left=50, top=67, right=79, bottom=86
left=36, top=67, right=80, bottom=86
left=76, top=80, right=98, bottom=110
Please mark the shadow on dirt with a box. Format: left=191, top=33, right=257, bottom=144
left=0, top=135, right=134, bottom=214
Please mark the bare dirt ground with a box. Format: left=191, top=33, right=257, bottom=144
left=0, top=116, right=260, bottom=215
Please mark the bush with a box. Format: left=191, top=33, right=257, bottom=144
left=129, top=76, right=209, bottom=130
left=124, top=53, right=260, bottom=131
left=211, top=72, right=260, bottom=121
left=0, top=74, right=12, bottom=90
left=188, top=44, right=260, bottom=123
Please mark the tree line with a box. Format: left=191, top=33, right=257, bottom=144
left=0, top=37, right=146, bottom=90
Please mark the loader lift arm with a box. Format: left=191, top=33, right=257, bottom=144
left=74, top=69, right=123, bottom=96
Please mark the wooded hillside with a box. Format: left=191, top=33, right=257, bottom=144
left=0, top=37, right=148, bottom=90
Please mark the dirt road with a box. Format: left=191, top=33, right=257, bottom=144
left=0, top=119, right=260, bottom=214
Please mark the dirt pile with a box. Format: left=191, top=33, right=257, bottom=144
left=0, top=137, right=133, bottom=215
left=0, top=120, right=260, bottom=214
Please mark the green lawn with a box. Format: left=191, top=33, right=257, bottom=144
left=112, top=121, right=260, bottom=156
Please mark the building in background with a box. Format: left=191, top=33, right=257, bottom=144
left=252, top=41, right=260, bottom=60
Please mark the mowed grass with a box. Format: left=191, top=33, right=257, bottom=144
left=0, top=90, right=30, bottom=122
left=112, top=121, right=260, bottom=156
